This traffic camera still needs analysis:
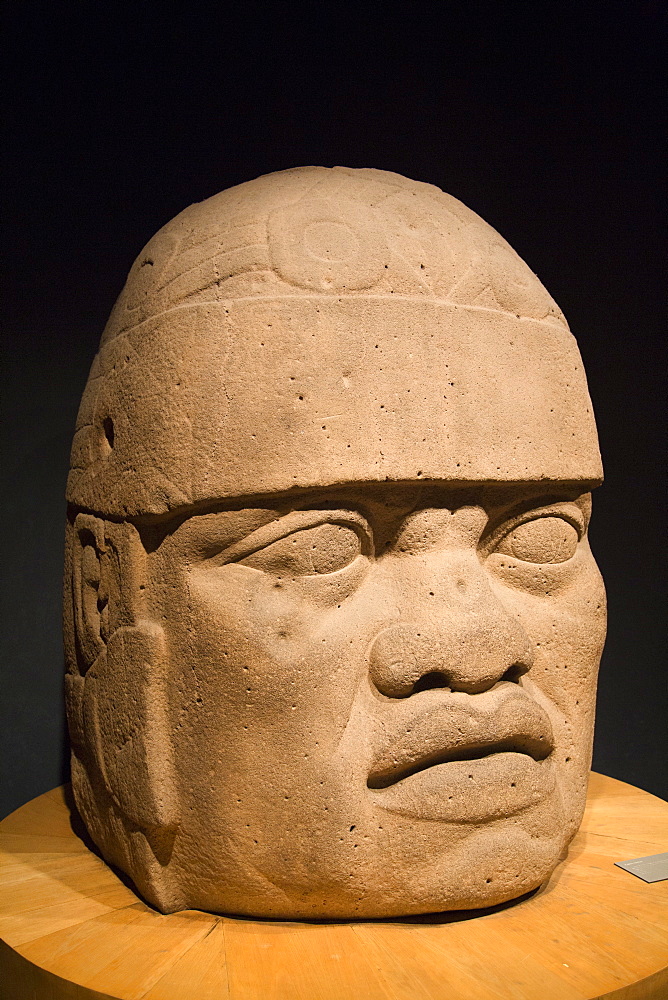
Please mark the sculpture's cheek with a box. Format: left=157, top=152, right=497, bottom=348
left=153, top=558, right=377, bottom=887
left=486, top=543, right=606, bottom=840
left=487, top=546, right=606, bottom=707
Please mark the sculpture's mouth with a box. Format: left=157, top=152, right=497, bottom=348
left=366, top=684, right=555, bottom=792
left=367, top=734, right=552, bottom=789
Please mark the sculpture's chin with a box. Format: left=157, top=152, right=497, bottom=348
left=161, top=867, right=554, bottom=921
left=151, top=825, right=567, bottom=920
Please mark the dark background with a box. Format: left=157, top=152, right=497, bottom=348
left=2, top=3, right=665, bottom=818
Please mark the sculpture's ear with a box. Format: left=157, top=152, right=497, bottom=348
left=71, top=514, right=108, bottom=671
left=65, top=514, right=109, bottom=759
left=70, top=513, right=138, bottom=667
left=67, top=514, right=179, bottom=831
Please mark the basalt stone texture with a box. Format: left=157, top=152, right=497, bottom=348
left=64, top=166, right=606, bottom=918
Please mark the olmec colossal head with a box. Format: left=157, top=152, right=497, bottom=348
left=64, top=167, right=606, bottom=918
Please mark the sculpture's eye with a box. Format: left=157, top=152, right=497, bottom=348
left=494, top=516, right=579, bottom=564
left=239, top=522, right=363, bottom=577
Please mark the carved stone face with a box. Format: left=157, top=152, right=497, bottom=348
left=64, top=167, right=606, bottom=917
left=146, top=482, right=604, bottom=917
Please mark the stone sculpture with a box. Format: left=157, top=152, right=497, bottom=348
left=64, top=166, right=606, bottom=918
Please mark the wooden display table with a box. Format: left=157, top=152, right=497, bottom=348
left=0, top=773, right=666, bottom=1000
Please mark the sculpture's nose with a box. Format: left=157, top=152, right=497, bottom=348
left=368, top=554, right=534, bottom=698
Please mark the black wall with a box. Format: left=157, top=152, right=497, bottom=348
left=2, top=4, right=665, bottom=817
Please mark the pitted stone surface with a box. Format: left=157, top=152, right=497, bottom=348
left=64, top=167, right=606, bottom=918
left=67, top=167, right=600, bottom=518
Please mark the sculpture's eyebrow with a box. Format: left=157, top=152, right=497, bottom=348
left=136, top=479, right=597, bottom=551
left=479, top=489, right=593, bottom=529
left=205, top=508, right=372, bottom=566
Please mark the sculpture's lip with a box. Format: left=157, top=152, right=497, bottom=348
left=366, top=686, right=555, bottom=790
left=367, top=734, right=552, bottom=789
